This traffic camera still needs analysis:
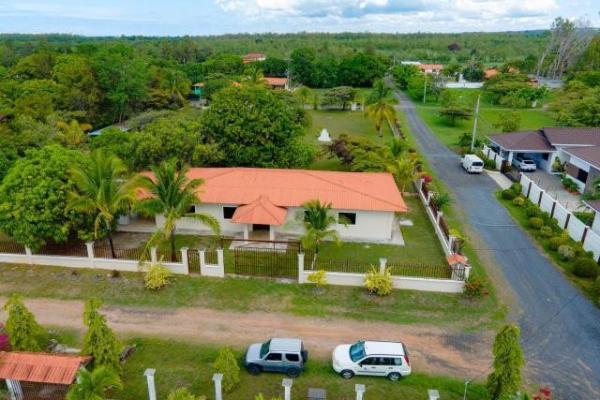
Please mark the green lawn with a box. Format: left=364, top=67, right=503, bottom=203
left=0, top=264, right=500, bottom=329
left=318, top=196, right=447, bottom=268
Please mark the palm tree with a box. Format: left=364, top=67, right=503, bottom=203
left=387, top=157, right=419, bottom=193
left=388, top=137, right=407, bottom=159
left=366, top=79, right=392, bottom=104
left=365, top=98, right=397, bottom=138
left=66, top=366, right=122, bottom=400
left=293, top=86, right=313, bottom=107
left=300, top=200, right=343, bottom=269
left=56, top=120, right=92, bottom=148
left=68, top=150, right=137, bottom=259
left=136, top=159, right=220, bottom=261
left=241, top=64, right=267, bottom=86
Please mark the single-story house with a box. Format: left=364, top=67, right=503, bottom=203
left=191, top=82, right=204, bottom=97
left=0, top=351, right=91, bottom=400
left=264, top=77, right=289, bottom=90
left=584, top=200, right=600, bottom=235
left=418, top=64, right=443, bottom=74
left=243, top=53, right=267, bottom=64
left=488, top=127, right=600, bottom=194
left=140, top=168, right=408, bottom=243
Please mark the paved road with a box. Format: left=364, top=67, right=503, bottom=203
left=395, top=91, right=600, bottom=399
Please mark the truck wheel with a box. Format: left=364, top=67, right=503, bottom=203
left=286, top=367, right=301, bottom=378
left=388, top=372, right=402, bottom=381
left=246, top=364, right=261, bottom=375
left=340, top=370, right=354, bottom=379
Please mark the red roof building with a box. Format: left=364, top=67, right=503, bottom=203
left=243, top=53, right=267, bottom=64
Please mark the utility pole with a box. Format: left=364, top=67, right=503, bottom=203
left=422, top=78, right=427, bottom=103
left=470, top=94, right=481, bottom=152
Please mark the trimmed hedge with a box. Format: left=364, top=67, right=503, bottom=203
left=573, top=257, right=599, bottom=279
left=529, top=217, right=544, bottom=229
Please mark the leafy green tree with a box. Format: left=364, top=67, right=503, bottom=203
left=300, top=200, right=342, bottom=267
left=89, top=127, right=134, bottom=164
left=66, top=367, right=123, bottom=400
left=14, top=79, right=60, bottom=121
left=493, top=111, right=521, bottom=132
left=202, top=85, right=313, bottom=167
left=241, top=64, right=267, bottom=86
left=136, top=159, right=220, bottom=261
left=3, top=294, right=45, bottom=351
left=52, top=54, right=100, bottom=120
left=439, top=106, right=472, bottom=126
left=321, top=86, right=356, bottom=110
left=148, top=67, right=191, bottom=109
left=294, top=86, right=313, bottom=106
left=68, top=150, right=138, bottom=258
left=366, top=79, right=392, bottom=104
left=258, top=57, right=288, bottom=77
left=550, top=80, right=600, bottom=126
left=337, top=52, right=386, bottom=87
left=0, top=145, right=89, bottom=250
left=9, top=51, right=54, bottom=80
left=202, top=73, right=231, bottom=100
left=212, top=347, right=240, bottom=393
left=487, top=325, right=525, bottom=400
left=202, top=53, right=244, bottom=75
left=392, top=64, right=420, bottom=90
left=290, top=48, right=317, bottom=87
left=82, top=298, right=121, bottom=372
left=0, top=142, right=17, bottom=181
left=462, top=59, right=485, bottom=82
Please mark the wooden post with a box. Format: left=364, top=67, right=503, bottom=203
left=550, top=201, right=557, bottom=219
left=538, top=190, right=544, bottom=206
left=581, top=227, right=589, bottom=244
left=564, top=214, right=571, bottom=230
left=527, top=181, right=533, bottom=199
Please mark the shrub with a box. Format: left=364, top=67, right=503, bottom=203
left=572, top=257, right=599, bottom=279
left=526, top=206, right=542, bottom=218
left=144, top=263, right=172, bottom=290
left=365, top=266, right=393, bottom=296
left=463, top=276, right=485, bottom=299
left=539, top=226, right=554, bottom=238
left=167, top=388, right=206, bottom=400
left=307, top=270, right=327, bottom=289
left=213, top=347, right=240, bottom=393
left=510, top=183, right=523, bottom=194
left=548, top=236, right=566, bottom=251
left=557, top=245, right=575, bottom=261
left=528, top=217, right=544, bottom=230
left=501, top=189, right=516, bottom=200
left=512, top=197, right=525, bottom=207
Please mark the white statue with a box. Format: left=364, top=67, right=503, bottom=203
left=318, top=128, right=331, bottom=142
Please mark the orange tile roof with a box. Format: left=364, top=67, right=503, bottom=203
left=232, top=195, right=288, bottom=225
left=447, top=254, right=468, bottom=265
left=265, top=77, right=288, bottom=87
left=180, top=168, right=407, bottom=213
left=484, top=68, right=499, bottom=79
left=419, top=64, right=443, bottom=71
left=0, top=352, right=91, bottom=385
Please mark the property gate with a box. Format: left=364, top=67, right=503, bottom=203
left=231, top=245, right=299, bottom=279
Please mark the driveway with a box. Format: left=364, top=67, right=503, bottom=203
left=395, top=91, right=600, bottom=399
left=523, top=170, right=583, bottom=211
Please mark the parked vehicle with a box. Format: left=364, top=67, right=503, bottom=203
left=332, top=340, right=411, bottom=381
left=514, top=156, right=537, bottom=171
left=244, top=338, right=308, bottom=377
left=461, top=154, right=484, bottom=174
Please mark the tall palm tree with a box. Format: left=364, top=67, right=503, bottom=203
left=136, top=159, right=220, bottom=262
left=68, top=150, right=137, bottom=258
left=56, top=119, right=92, bottom=148
left=388, top=137, right=407, bottom=159
left=241, top=64, right=267, bottom=86
left=300, top=200, right=343, bottom=269
left=66, top=366, right=122, bottom=400
left=387, top=157, right=419, bottom=193
left=366, top=79, right=392, bottom=104
left=365, top=98, right=397, bottom=138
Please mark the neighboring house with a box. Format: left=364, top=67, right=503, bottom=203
left=0, top=351, right=91, bottom=399
left=584, top=200, right=600, bottom=235
left=191, top=82, right=204, bottom=97
left=488, top=127, right=600, bottom=194
left=140, top=168, right=408, bottom=243
left=418, top=63, right=443, bottom=74
left=264, top=77, right=289, bottom=90
left=243, top=52, right=267, bottom=64
left=88, top=123, right=130, bottom=137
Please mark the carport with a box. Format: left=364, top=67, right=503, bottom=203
left=488, top=131, right=556, bottom=172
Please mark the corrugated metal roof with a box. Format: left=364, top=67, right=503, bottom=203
left=0, top=352, right=91, bottom=385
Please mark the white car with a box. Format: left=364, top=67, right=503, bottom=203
left=332, top=340, right=411, bottom=381
left=514, top=157, right=537, bottom=171
left=461, top=154, right=484, bottom=174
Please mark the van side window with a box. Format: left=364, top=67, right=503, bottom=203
left=376, top=357, right=393, bottom=365
left=266, top=353, right=282, bottom=361
left=285, top=353, right=300, bottom=362
left=392, top=358, right=403, bottom=366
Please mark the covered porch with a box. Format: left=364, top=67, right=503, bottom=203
left=488, top=131, right=557, bottom=172
left=230, top=195, right=288, bottom=245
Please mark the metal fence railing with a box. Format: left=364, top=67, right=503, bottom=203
left=0, top=240, right=26, bottom=254
left=35, top=241, right=87, bottom=257
left=93, top=244, right=149, bottom=261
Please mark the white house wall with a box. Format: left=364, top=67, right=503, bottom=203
left=592, top=212, right=600, bottom=235
left=158, top=203, right=396, bottom=242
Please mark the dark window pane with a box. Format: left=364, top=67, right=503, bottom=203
left=223, top=206, right=237, bottom=219
left=339, top=212, right=356, bottom=225
left=266, top=353, right=282, bottom=361
left=286, top=353, right=300, bottom=362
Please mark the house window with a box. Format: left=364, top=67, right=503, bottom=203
left=223, top=206, right=237, bottom=219
left=577, top=169, right=588, bottom=183
left=187, top=206, right=195, bottom=213
left=338, top=212, right=356, bottom=225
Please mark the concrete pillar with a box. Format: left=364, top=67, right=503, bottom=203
left=217, top=249, right=224, bottom=268
left=426, top=191, right=433, bottom=205
left=85, top=241, right=95, bottom=268
left=269, top=225, right=275, bottom=241
left=199, top=250, right=206, bottom=268
left=417, top=178, right=424, bottom=192
left=243, top=224, right=249, bottom=240
left=150, top=247, right=158, bottom=264
left=213, top=373, right=223, bottom=400
left=355, top=384, right=366, bottom=400
left=282, top=378, right=293, bottom=400
left=448, top=236, right=456, bottom=255
left=180, top=247, right=189, bottom=274
left=428, top=389, right=440, bottom=400
left=25, top=247, right=33, bottom=265
left=464, top=264, right=472, bottom=280
left=298, top=252, right=305, bottom=283
left=144, top=369, right=156, bottom=400
left=379, top=258, right=387, bottom=274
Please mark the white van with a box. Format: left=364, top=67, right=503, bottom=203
left=332, top=340, right=411, bottom=381
left=461, top=154, right=484, bottom=174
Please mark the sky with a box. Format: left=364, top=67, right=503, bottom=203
left=0, top=0, right=597, bottom=36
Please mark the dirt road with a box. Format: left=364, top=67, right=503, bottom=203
left=0, top=297, right=493, bottom=379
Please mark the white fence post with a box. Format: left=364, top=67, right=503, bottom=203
left=25, top=247, right=33, bottom=265
left=379, top=257, right=387, bottom=274
left=199, top=250, right=206, bottom=268
left=298, top=252, right=305, bottom=283
left=355, top=384, right=366, bottom=400
left=150, top=247, right=158, bottom=264
left=213, top=373, right=223, bottom=400
left=180, top=247, right=189, bottom=274
left=282, top=378, right=293, bottom=400
left=217, top=249, right=224, bottom=268
left=436, top=211, right=443, bottom=225
left=448, top=236, right=455, bottom=254
left=144, top=369, right=157, bottom=400
left=464, top=265, right=472, bottom=281
left=85, top=241, right=95, bottom=268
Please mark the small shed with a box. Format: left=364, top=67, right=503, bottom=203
left=0, top=351, right=91, bottom=400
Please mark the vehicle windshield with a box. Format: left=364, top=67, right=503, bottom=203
left=523, top=160, right=535, bottom=164
left=260, top=340, right=271, bottom=358
left=349, top=341, right=366, bottom=362
left=472, top=162, right=483, bottom=167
